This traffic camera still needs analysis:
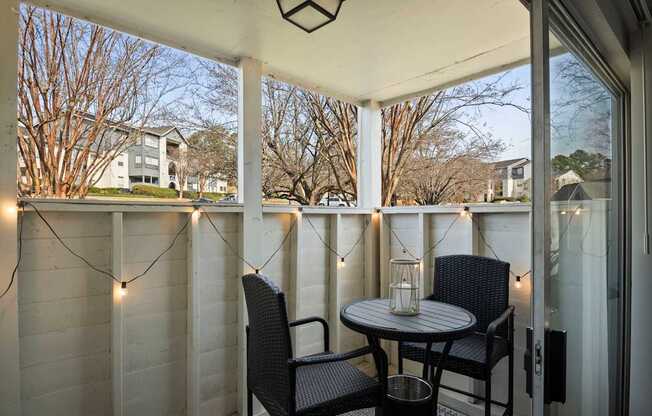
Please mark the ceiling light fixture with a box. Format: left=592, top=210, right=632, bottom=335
left=276, top=0, right=345, bottom=33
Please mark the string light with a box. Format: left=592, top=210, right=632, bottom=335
left=119, top=282, right=128, bottom=297
left=561, top=210, right=567, bottom=215
left=575, top=208, right=581, bottom=216
left=296, top=207, right=303, bottom=218
left=192, top=206, right=201, bottom=220
left=304, top=215, right=369, bottom=272
left=514, top=275, right=522, bottom=289
left=5, top=204, right=17, bottom=216
left=460, top=206, right=471, bottom=218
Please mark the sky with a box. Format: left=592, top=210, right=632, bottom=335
left=473, top=53, right=613, bottom=163
left=475, top=63, right=533, bottom=161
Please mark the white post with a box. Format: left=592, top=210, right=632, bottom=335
left=328, top=214, right=342, bottom=353
left=237, top=57, right=263, bottom=416
left=111, top=213, right=125, bottom=416
left=290, top=211, right=303, bottom=354
left=187, top=211, right=201, bottom=416
left=357, top=101, right=382, bottom=209
left=364, top=212, right=380, bottom=298
left=0, top=2, right=20, bottom=415
left=417, top=213, right=429, bottom=299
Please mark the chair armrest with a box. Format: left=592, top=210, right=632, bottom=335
left=485, top=305, right=515, bottom=360
left=288, top=346, right=374, bottom=369
left=289, top=317, right=329, bottom=352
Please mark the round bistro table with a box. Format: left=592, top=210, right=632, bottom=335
left=340, top=298, right=477, bottom=411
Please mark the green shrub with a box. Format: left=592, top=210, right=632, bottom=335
left=131, top=184, right=178, bottom=198
left=88, top=187, right=125, bottom=195
left=186, top=191, right=227, bottom=201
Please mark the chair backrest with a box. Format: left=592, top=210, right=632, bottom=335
left=242, top=274, right=293, bottom=414
left=432, top=255, right=510, bottom=337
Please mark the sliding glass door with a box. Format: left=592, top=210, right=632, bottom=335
left=530, top=1, right=626, bottom=415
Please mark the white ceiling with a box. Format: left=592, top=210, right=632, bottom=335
left=30, top=0, right=533, bottom=106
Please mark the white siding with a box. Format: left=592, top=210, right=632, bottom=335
left=14, top=205, right=533, bottom=416
left=122, top=213, right=188, bottom=416
left=18, top=212, right=113, bottom=416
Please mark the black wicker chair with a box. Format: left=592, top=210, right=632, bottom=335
left=242, top=274, right=388, bottom=416
left=398, top=255, right=515, bottom=416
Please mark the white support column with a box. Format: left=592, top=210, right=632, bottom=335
left=187, top=211, right=201, bottom=416
left=378, top=212, right=393, bottom=365
left=417, top=213, right=429, bottom=299
left=357, top=101, right=382, bottom=209
left=237, top=57, right=263, bottom=416
left=328, top=214, right=342, bottom=353
left=364, top=212, right=380, bottom=298
left=379, top=213, right=391, bottom=299
left=463, top=212, right=482, bottom=402
left=290, top=211, right=303, bottom=354
left=111, top=213, right=125, bottom=416
left=0, top=3, right=20, bottom=415
left=463, top=211, right=479, bottom=255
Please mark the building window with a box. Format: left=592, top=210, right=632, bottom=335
left=135, top=136, right=142, bottom=145
left=145, top=137, right=158, bottom=148
left=145, top=156, right=159, bottom=167
left=135, top=155, right=142, bottom=167
left=118, top=161, right=124, bottom=167
left=512, top=167, right=524, bottom=179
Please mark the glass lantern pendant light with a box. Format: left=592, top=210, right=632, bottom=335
left=276, top=0, right=345, bottom=33
left=389, top=259, right=421, bottom=316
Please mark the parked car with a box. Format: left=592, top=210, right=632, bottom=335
left=217, top=194, right=238, bottom=204
left=318, top=195, right=353, bottom=207
left=193, top=197, right=215, bottom=204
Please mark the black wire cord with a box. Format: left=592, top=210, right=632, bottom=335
left=304, top=215, right=370, bottom=261
left=7, top=200, right=600, bottom=300
left=379, top=210, right=459, bottom=261
left=201, top=207, right=298, bottom=274
left=0, top=204, right=24, bottom=300
left=0, top=201, right=193, bottom=300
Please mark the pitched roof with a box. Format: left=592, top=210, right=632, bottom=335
left=144, top=126, right=175, bottom=136
left=551, top=181, right=611, bottom=201
left=493, top=158, right=530, bottom=169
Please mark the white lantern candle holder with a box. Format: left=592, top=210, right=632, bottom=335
left=389, top=259, right=420, bottom=316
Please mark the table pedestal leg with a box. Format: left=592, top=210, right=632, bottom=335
left=431, top=340, right=453, bottom=413
left=422, top=342, right=433, bottom=380
left=367, top=336, right=388, bottom=414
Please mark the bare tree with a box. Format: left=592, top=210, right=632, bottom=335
left=168, top=146, right=192, bottom=199
left=260, top=81, right=340, bottom=205
left=194, top=60, right=523, bottom=206
left=187, top=127, right=237, bottom=198
left=16, top=6, right=186, bottom=198
left=304, top=92, right=358, bottom=203
left=552, top=54, right=612, bottom=154
left=399, top=130, right=500, bottom=205
left=379, top=77, right=524, bottom=206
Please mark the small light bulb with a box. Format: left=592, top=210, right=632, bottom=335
left=119, top=282, right=128, bottom=297
left=296, top=209, right=302, bottom=218
left=514, top=280, right=522, bottom=289
left=460, top=207, right=471, bottom=218
left=561, top=211, right=567, bottom=215
left=339, top=257, right=346, bottom=268
left=5, top=205, right=17, bottom=216
left=575, top=208, right=581, bottom=216
left=192, top=209, right=201, bottom=220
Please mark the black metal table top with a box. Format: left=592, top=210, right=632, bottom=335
left=340, top=298, right=477, bottom=343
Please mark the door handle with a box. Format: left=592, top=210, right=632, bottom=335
left=524, top=327, right=567, bottom=404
